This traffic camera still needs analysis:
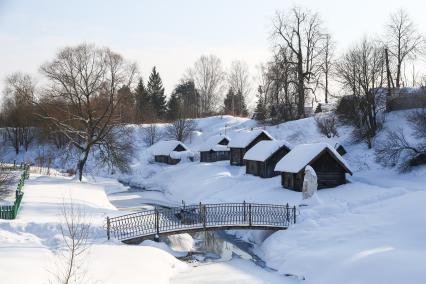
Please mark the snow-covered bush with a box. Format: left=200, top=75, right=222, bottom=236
left=315, top=113, right=339, bottom=138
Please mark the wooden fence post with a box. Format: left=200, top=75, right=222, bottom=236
left=106, top=217, right=111, bottom=240
left=248, top=203, right=252, bottom=226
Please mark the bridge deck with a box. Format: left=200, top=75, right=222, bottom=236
left=106, top=202, right=297, bottom=243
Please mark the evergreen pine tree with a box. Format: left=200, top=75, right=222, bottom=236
left=223, top=88, right=235, bottom=115
left=146, top=67, right=167, bottom=119
left=167, top=93, right=182, bottom=121
left=223, top=88, right=248, bottom=117
left=173, top=80, right=200, bottom=118
left=135, top=78, right=155, bottom=122
left=254, top=96, right=267, bottom=122
left=235, top=90, right=248, bottom=117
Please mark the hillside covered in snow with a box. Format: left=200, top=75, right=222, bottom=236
left=1, top=110, right=426, bottom=283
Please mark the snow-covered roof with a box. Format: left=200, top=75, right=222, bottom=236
left=243, top=140, right=291, bottom=162
left=149, top=140, right=190, bottom=156
left=274, top=143, right=352, bottom=174
left=228, top=129, right=274, bottom=148
left=198, top=135, right=230, bottom=152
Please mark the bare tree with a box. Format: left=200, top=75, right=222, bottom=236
left=385, top=9, right=425, bottom=88
left=97, top=126, right=134, bottom=175
left=36, top=44, right=137, bottom=181
left=336, top=39, right=385, bottom=148
left=272, top=7, right=326, bottom=118
left=0, top=72, right=37, bottom=154
left=227, top=60, right=251, bottom=115
left=52, top=200, right=91, bottom=284
left=142, top=124, right=161, bottom=146
left=165, top=119, right=197, bottom=142
left=186, top=55, right=225, bottom=116
left=376, top=110, right=426, bottom=171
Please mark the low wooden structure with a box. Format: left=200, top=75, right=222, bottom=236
left=335, top=143, right=347, bottom=156
left=275, top=143, right=352, bottom=191
left=106, top=202, right=297, bottom=244
left=151, top=140, right=193, bottom=165
left=228, top=130, right=273, bottom=166
left=243, top=140, right=291, bottom=178
left=199, top=135, right=230, bottom=162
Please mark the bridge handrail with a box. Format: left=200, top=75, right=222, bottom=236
left=106, top=202, right=297, bottom=241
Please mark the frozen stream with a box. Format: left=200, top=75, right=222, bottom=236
left=108, top=182, right=301, bottom=283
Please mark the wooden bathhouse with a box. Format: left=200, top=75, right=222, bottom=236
left=274, top=143, right=352, bottom=191
left=199, top=135, right=230, bottom=162
left=243, top=140, right=291, bottom=178
left=150, top=140, right=193, bottom=165
left=228, top=129, right=274, bottom=166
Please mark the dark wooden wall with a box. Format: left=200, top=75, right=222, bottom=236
left=200, top=151, right=230, bottom=162
left=154, top=155, right=180, bottom=165
left=280, top=150, right=347, bottom=191
left=245, top=146, right=290, bottom=178
left=230, top=148, right=245, bottom=166
left=230, top=132, right=273, bottom=166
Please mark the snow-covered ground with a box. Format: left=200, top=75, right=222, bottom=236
left=0, top=175, right=187, bottom=283
left=1, top=110, right=426, bottom=283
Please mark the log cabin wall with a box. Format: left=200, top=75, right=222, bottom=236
left=310, top=151, right=346, bottom=188
left=280, top=150, right=347, bottom=191
left=231, top=132, right=273, bottom=166
left=230, top=148, right=244, bottom=166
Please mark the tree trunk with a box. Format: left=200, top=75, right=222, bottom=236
left=297, top=65, right=305, bottom=118
left=77, top=148, right=90, bottom=181
left=325, top=73, right=328, bottom=104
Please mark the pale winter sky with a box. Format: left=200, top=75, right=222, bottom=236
left=1, top=0, right=425, bottom=107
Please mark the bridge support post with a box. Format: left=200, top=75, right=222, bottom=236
left=293, top=205, right=296, bottom=224
left=203, top=205, right=207, bottom=229
left=248, top=204, right=252, bottom=226
left=155, top=209, right=160, bottom=242
left=243, top=201, right=246, bottom=223
left=286, top=203, right=290, bottom=224
left=199, top=202, right=202, bottom=224
left=106, top=217, right=110, bottom=240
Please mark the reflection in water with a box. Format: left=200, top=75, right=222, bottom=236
left=182, top=231, right=271, bottom=271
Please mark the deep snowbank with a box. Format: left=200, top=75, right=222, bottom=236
left=0, top=175, right=186, bottom=284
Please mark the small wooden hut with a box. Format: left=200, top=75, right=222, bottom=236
left=150, top=140, right=193, bottom=165
left=334, top=143, right=347, bottom=156
left=228, top=130, right=274, bottom=166
left=243, top=140, right=291, bottom=178
left=274, top=143, right=352, bottom=191
left=199, top=135, right=230, bottom=162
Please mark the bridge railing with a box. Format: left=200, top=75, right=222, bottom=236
left=106, top=202, right=297, bottom=241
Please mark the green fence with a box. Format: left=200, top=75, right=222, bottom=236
left=0, top=165, right=30, bottom=220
